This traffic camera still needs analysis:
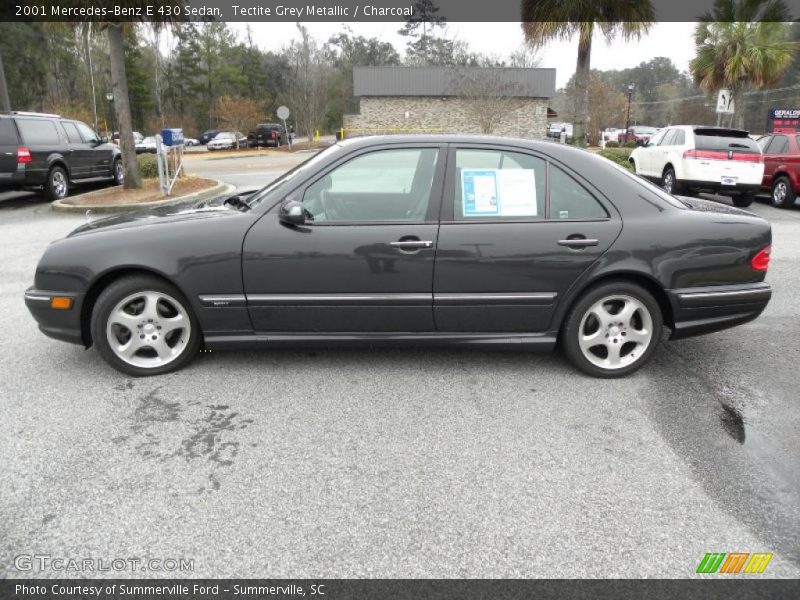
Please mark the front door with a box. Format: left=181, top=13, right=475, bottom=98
left=60, top=121, right=93, bottom=178
left=74, top=121, right=112, bottom=177
left=433, top=146, right=623, bottom=333
left=242, top=144, right=445, bottom=332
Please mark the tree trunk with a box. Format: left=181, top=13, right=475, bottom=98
left=573, top=25, right=593, bottom=148
left=733, top=87, right=745, bottom=130
left=107, top=24, right=141, bottom=189
left=0, top=50, right=11, bottom=112
left=83, top=26, right=98, bottom=133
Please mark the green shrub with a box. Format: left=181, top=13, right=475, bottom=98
left=623, top=140, right=637, bottom=148
left=598, top=149, right=634, bottom=171
left=137, top=154, right=158, bottom=179
left=605, top=140, right=620, bottom=148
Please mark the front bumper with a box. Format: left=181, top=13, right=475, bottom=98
left=24, top=288, right=85, bottom=345
left=667, top=282, right=771, bottom=340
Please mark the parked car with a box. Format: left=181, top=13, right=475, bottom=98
left=199, top=129, right=220, bottom=145
left=112, top=131, right=143, bottom=146
left=0, top=111, right=122, bottom=200
left=547, top=123, right=573, bottom=142
left=625, top=125, right=659, bottom=146
left=629, top=125, right=764, bottom=207
left=248, top=123, right=288, bottom=148
left=135, top=136, right=158, bottom=154
left=207, top=131, right=246, bottom=151
left=756, top=132, right=800, bottom=208
left=601, top=128, right=623, bottom=143
left=184, top=137, right=200, bottom=147
left=25, top=135, right=772, bottom=378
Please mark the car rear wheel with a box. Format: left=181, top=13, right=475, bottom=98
left=771, top=176, right=796, bottom=208
left=91, top=275, right=201, bottom=376
left=562, top=281, right=663, bottom=378
left=45, top=166, right=69, bottom=201
left=661, top=167, right=682, bottom=195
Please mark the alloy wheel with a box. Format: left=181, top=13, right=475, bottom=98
left=663, top=171, right=674, bottom=194
left=52, top=171, right=67, bottom=198
left=578, top=295, right=654, bottom=370
left=105, top=291, right=191, bottom=369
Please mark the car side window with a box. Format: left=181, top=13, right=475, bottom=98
left=549, top=166, right=608, bottom=220
left=757, top=136, right=773, bottom=152
left=647, top=130, right=666, bottom=146
left=0, top=119, right=18, bottom=145
left=659, top=129, right=677, bottom=146
left=672, top=130, right=686, bottom=145
left=302, top=148, right=439, bottom=223
left=75, top=122, right=99, bottom=144
left=770, top=135, right=789, bottom=154
left=62, top=122, right=83, bottom=144
left=453, top=149, right=546, bottom=220
left=15, top=118, right=60, bottom=145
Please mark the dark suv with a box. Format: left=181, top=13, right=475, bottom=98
left=248, top=123, right=287, bottom=148
left=0, top=112, right=122, bottom=200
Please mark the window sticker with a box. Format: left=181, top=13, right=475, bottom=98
left=461, top=169, right=537, bottom=217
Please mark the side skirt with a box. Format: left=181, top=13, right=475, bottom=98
left=204, top=332, right=557, bottom=352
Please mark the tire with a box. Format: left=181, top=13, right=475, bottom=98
left=771, top=176, right=796, bottom=208
left=661, top=167, right=682, bottom=195
left=562, top=281, right=663, bottom=378
left=111, top=158, right=123, bottom=186
left=629, top=159, right=636, bottom=173
left=91, top=275, right=201, bottom=377
left=732, top=193, right=754, bottom=208
left=45, top=165, right=69, bottom=201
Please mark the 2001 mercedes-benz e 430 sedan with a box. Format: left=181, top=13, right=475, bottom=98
left=25, top=135, right=772, bottom=378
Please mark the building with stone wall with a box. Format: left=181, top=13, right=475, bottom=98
left=343, top=66, right=556, bottom=139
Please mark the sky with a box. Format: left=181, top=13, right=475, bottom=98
left=231, top=22, right=698, bottom=88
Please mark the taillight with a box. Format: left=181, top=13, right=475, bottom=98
left=682, top=149, right=762, bottom=163
left=17, top=147, right=32, bottom=163
left=271, top=131, right=276, bottom=139
left=751, top=245, right=771, bottom=272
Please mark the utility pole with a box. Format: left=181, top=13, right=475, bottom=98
left=624, top=84, right=634, bottom=144
left=0, top=50, right=11, bottom=112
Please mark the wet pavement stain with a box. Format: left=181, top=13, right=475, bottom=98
left=719, top=403, right=746, bottom=444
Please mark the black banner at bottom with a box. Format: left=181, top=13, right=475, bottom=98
left=2, top=579, right=800, bottom=600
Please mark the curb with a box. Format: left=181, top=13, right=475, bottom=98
left=51, top=180, right=234, bottom=214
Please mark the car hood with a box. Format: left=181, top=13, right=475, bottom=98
left=67, top=201, right=242, bottom=238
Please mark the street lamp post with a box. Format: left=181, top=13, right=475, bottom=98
left=624, top=84, right=634, bottom=144
left=105, top=92, right=115, bottom=139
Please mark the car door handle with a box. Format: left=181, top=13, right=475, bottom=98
left=390, top=240, right=433, bottom=249
left=558, top=238, right=599, bottom=248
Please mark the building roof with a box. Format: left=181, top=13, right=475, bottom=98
left=353, top=66, right=556, bottom=99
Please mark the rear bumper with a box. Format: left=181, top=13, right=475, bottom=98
left=667, top=282, right=771, bottom=340
left=24, top=288, right=85, bottom=345
left=679, top=179, right=761, bottom=195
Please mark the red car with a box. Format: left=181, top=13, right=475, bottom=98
left=757, top=133, right=800, bottom=208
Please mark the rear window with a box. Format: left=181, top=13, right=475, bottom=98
left=693, top=128, right=760, bottom=154
left=16, top=118, right=61, bottom=145
left=0, top=119, right=18, bottom=145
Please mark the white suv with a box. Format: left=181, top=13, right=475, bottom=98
left=629, top=125, right=764, bottom=207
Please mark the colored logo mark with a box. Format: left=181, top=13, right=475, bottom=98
left=696, top=552, right=773, bottom=574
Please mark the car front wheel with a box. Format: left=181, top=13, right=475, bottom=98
left=91, top=275, right=201, bottom=376
left=562, top=281, right=663, bottom=378
left=771, top=176, right=796, bottom=208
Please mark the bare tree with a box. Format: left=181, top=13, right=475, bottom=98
left=214, top=95, right=264, bottom=148
left=286, top=24, right=332, bottom=142
left=451, top=69, right=528, bottom=135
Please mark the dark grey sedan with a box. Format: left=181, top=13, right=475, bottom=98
left=25, top=135, right=772, bottom=377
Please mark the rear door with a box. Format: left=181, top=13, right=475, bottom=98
left=0, top=118, right=20, bottom=183
left=433, top=145, right=622, bottom=333
left=757, top=135, right=775, bottom=187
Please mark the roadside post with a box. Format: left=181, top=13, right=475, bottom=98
left=716, top=89, right=734, bottom=127
left=277, top=105, right=291, bottom=148
left=157, top=128, right=185, bottom=196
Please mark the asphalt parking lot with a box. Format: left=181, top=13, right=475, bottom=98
left=1, top=153, right=799, bottom=578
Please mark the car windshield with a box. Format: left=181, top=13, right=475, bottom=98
left=246, top=144, right=343, bottom=208
left=143, top=137, right=156, bottom=143
left=636, top=127, right=657, bottom=135
left=214, top=133, right=234, bottom=140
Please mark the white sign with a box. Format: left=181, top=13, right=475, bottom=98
left=716, top=89, right=734, bottom=114
left=276, top=105, right=290, bottom=120
left=461, top=169, right=537, bottom=218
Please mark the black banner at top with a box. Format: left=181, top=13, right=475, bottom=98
left=2, top=0, right=800, bottom=23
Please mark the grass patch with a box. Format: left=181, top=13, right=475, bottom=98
left=597, top=148, right=634, bottom=171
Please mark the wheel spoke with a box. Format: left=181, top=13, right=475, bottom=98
left=606, top=341, right=623, bottom=366
left=590, top=302, right=615, bottom=328
left=109, top=309, right=139, bottom=330
left=117, top=337, right=144, bottom=359
left=141, top=292, right=162, bottom=322
left=160, top=312, right=187, bottom=334
left=627, top=329, right=650, bottom=345
left=150, top=337, right=173, bottom=360
left=579, top=329, right=604, bottom=352
left=617, top=301, right=637, bottom=327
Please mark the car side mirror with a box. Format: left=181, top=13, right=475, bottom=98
left=279, top=200, right=306, bottom=225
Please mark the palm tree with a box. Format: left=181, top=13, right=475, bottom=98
left=521, top=0, right=654, bottom=147
left=690, top=0, right=797, bottom=130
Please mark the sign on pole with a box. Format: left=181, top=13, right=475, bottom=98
left=716, top=89, right=734, bottom=114
left=277, top=105, right=291, bottom=147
